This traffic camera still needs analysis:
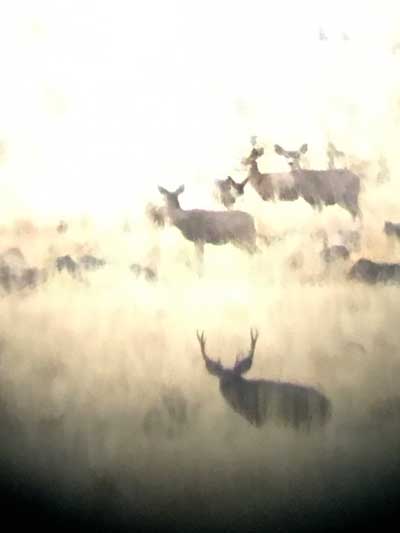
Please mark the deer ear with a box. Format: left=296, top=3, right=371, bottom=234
left=300, top=143, right=308, bottom=154
left=176, top=184, right=185, bottom=195
left=158, top=185, right=168, bottom=195
left=274, top=144, right=284, bottom=155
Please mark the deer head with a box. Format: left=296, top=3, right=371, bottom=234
left=274, top=143, right=308, bottom=170
left=196, top=329, right=258, bottom=382
left=158, top=185, right=185, bottom=210
left=226, top=176, right=249, bottom=196
left=241, top=147, right=265, bottom=168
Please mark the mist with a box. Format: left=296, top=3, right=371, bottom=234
left=1, top=1, right=400, bottom=532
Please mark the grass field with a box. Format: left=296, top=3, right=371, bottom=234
left=1, top=183, right=400, bottom=531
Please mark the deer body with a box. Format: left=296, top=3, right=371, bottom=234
left=219, top=374, right=331, bottom=429
left=158, top=185, right=257, bottom=254
left=197, top=330, right=331, bottom=430
left=245, top=161, right=299, bottom=202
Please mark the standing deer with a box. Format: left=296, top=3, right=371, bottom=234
left=214, top=176, right=249, bottom=209
left=326, top=142, right=346, bottom=170
left=242, top=143, right=361, bottom=219
left=157, top=185, right=258, bottom=270
left=196, top=329, right=332, bottom=430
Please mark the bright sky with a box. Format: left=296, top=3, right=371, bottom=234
left=0, top=0, right=399, bottom=222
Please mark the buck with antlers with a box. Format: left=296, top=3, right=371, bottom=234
left=242, top=143, right=361, bottom=219
left=196, top=329, right=332, bottom=430
left=157, top=185, right=258, bottom=269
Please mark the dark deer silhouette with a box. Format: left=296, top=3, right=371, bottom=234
left=242, top=143, right=361, bottom=219
left=348, top=258, right=400, bottom=284
left=56, top=255, right=80, bottom=276
left=130, top=263, right=157, bottom=282
left=0, top=247, right=47, bottom=292
left=384, top=221, right=400, bottom=239
left=196, top=329, right=332, bottom=430
left=79, top=255, right=106, bottom=271
left=157, top=185, right=258, bottom=269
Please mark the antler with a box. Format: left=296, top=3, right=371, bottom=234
left=196, top=330, right=207, bottom=357
left=196, top=330, right=224, bottom=377
left=233, top=328, right=259, bottom=375
left=250, top=328, right=259, bottom=354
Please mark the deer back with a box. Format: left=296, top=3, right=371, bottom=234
left=173, top=209, right=256, bottom=245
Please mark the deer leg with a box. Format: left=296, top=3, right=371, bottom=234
left=194, top=241, right=204, bottom=276
left=235, top=237, right=259, bottom=255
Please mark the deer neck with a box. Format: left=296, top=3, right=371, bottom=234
left=166, top=205, right=185, bottom=225
left=247, top=161, right=261, bottom=182
left=163, top=198, right=186, bottom=225
left=289, top=160, right=302, bottom=172
left=219, top=371, right=242, bottom=388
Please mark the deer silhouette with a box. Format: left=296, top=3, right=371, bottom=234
left=196, top=329, right=332, bottom=430
left=242, top=143, right=361, bottom=219
left=157, top=185, right=258, bottom=271
left=348, top=258, right=400, bottom=284
left=214, top=176, right=249, bottom=209
left=317, top=229, right=350, bottom=264
left=384, top=221, right=400, bottom=239
left=326, top=142, right=346, bottom=170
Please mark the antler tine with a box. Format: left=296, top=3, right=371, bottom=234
left=196, top=329, right=205, bottom=343
left=196, top=330, right=225, bottom=377
left=250, top=328, right=259, bottom=353
left=196, top=330, right=207, bottom=355
left=232, top=329, right=259, bottom=375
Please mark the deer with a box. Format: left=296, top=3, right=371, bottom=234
left=196, top=329, right=332, bottom=430
left=242, top=143, right=361, bottom=219
left=56, top=220, right=68, bottom=234
left=348, top=258, right=400, bottom=284
left=0, top=248, right=47, bottom=293
left=157, top=185, right=258, bottom=271
left=326, top=142, right=346, bottom=170
left=384, top=221, right=400, bottom=239
left=316, top=229, right=350, bottom=264
left=55, top=255, right=80, bottom=276
left=214, top=176, right=250, bottom=209
left=79, top=255, right=106, bottom=271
